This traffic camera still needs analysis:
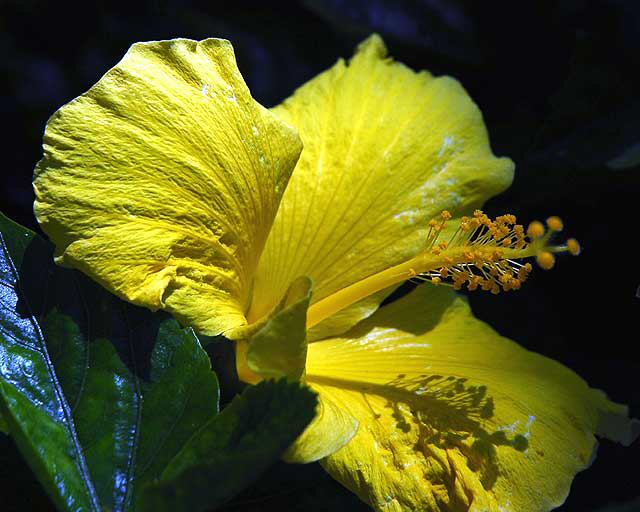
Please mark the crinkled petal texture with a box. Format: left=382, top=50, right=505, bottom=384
left=248, top=34, right=514, bottom=325
left=33, top=38, right=302, bottom=335
left=305, top=284, right=631, bottom=512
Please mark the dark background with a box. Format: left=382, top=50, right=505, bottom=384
left=1, top=0, right=638, bottom=510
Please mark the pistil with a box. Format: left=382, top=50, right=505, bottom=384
left=306, top=210, right=578, bottom=328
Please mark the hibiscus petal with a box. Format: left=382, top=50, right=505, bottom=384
left=305, top=284, right=635, bottom=511
left=34, top=38, right=302, bottom=335
left=283, top=383, right=359, bottom=464
left=249, top=34, right=514, bottom=325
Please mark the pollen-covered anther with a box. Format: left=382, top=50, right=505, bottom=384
left=467, top=276, right=482, bottom=291
left=519, top=263, right=533, bottom=282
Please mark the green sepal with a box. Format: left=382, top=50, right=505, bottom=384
left=247, top=276, right=312, bottom=381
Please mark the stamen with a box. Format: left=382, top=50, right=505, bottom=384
left=306, top=210, right=580, bottom=329
left=414, top=211, right=577, bottom=291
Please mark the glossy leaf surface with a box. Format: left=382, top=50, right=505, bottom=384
left=1, top=212, right=318, bottom=511
left=0, top=213, right=100, bottom=511
left=0, top=213, right=246, bottom=511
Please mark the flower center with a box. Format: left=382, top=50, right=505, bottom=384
left=306, top=210, right=580, bottom=328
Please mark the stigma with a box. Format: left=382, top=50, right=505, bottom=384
left=306, top=210, right=579, bottom=328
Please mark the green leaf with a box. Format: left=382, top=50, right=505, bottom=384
left=138, top=378, right=318, bottom=512
left=0, top=214, right=100, bottom=510
left=0, top=212, right=220, bottom=510
left=1, top=212, right=319, bottom=512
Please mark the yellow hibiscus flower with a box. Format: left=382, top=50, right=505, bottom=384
left=33, top=35, right=636, bottom=511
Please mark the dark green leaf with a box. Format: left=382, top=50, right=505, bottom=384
left=0, top=214, right=100, bottom=511
left=138, top=378, right=318, bottom=512
left=0, top=212, right=220, bottom=511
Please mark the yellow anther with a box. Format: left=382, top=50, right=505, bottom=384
left=567, top=238, right=581, bottom=256
left=499, top=272, right=513, bottom=284
left=431, top=276, right=442, bottom=285
left=438, top=241, right=448, bottom=250
left=490, top=284, right=500, bottom=295
left=518, top=263, right=533, bottom=281
left=443, top=256, right=454, bottom=265
left=546, top=216, right=564, bottom=232
left=536, top=251, right=555, bottom=270
left=407, top=268, right=417, bottom=278
left=429, top=219, right=438, bottom=228
left=501, top=237, right=512, bottom=247
left=468, top=276, right=482, bottom=291
left=441, top=210, right=452, bottom=221
left=527, top=221, right=545, bottom=238
left=440, top=267, right=449, bottom=278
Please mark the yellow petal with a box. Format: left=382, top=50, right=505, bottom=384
left=305, top=284, right=634, bottom=511
left=283, top=384, right=359, bottom=464
left=249, top=34, right=514, bottom=324
left=33, top=38, right=302, bottom=336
